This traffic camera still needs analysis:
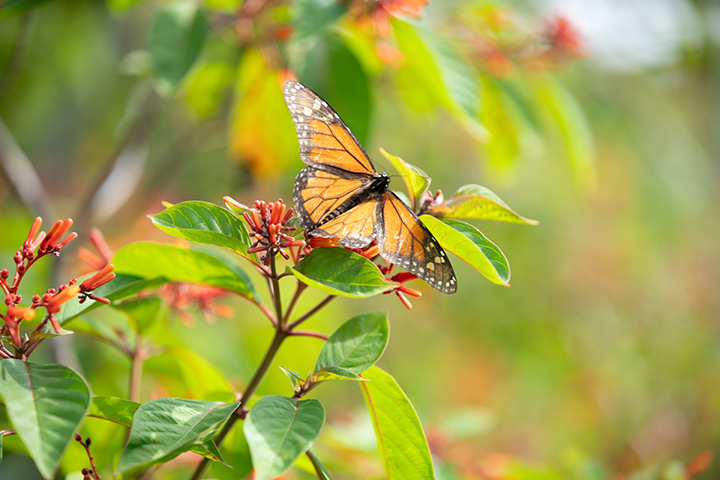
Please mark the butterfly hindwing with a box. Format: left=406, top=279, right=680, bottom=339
left=377, top=192, right=457, bottom=294
left=283, top=81, right=375, bottom=175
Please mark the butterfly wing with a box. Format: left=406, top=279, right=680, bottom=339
left=283, top=81, right=376, bottom=175
left=293, top=166, right=378, bottom=248
left=377, top=192, right=457, bottom=294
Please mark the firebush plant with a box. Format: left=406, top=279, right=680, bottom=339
left=0, top=153, right=537, bottom=479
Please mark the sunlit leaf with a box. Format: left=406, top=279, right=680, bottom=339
left=244, top=395, right=325, bottom=480
left=431, top=184, right=538, bottom=225
left=289, top=248, right=397, bottom=298
left=149, top=201, right=252, bottom=258
left=279, top=366, right=305, bottom=391
left=117, top=398, right=240, bottom=474
left=89, top=396, right=140, bottom=428
left=360, top=366, right=434, bottom=480
left=230, top=49, right=298, bottom=176
left=309, top=366, right=366, bottom=384
left=184, top=62, right=236, bottom=118
left=315, top=311, right=389, bottom=374
left=532, top=74, right=595, bottom=190
left=0, top=360, right=91, bottom=480
left=146, top=1, right=207, bottom=95
left=113, top=242, right=260, bottom=302
left=379, top=148, right=431, bottom=209
left=112, top=296, right=166, bottom=334
left=421, top=216, right=510, bottom=285
left=167, top=346, right=232, bottom=399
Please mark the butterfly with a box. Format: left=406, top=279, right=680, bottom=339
left=283, top=81, right=456, bottom=294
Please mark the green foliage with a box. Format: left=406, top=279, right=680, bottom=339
left=290, top=248, right=397, bottom=298
left=149, top=201, right=252, bottom=258
left=361, top=366, right=435, bottom=480
left=380, top=148, right=431, bottom=209
left=422, top=216, right=511, bottom=285
left=315, top=311, right=389, bottom=374
left=113, top=242, right=260, bottom=301
left=244, top=396, right=325, bottom=480
left=117, top=398, right=240, bottom=474
left=88, top=396, right=140, bottom=428
left=0, top=360, right=91, bottom=479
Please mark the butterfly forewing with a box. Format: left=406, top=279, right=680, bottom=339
left=377, top=192, right=457, bottom=294
left=283, top=81, right=375, bottom=175
left=311, top=199, right=378, bottom=248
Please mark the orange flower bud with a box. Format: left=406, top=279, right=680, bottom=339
left=46, top=285, right=80, bottom=314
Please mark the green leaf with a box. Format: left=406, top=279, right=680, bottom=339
left=112, top=296, right=166, bottom=334
left=117, top=398, right=240, bottom=474
left=315, top=311, right=389, bottom=374
left=113, top=242, right=260, bottom=302
left=379, top=148, right=431, bottom=209
left=289, top=248, right=397, bottom=298
left=26, top=322, right=73, bottom=349
left=244, top=395, right=325, bottom=480
left=307, top=450, right=333, bottom=479
left=184, top=62, right=236, bottom=119
left=434, top=184, right=539, bottom=225
left=279, top=366, right=305, bottom=392
left=190, top=439, right=230, bottom=467
left=290, top=0, right=348, bottom=42
left=54, top=274, right=166, bottom=325
left=393, top=20, right=486, bottom=141
left=532, top=74, right=595, bottom=190
left=309, top=366, right=366, bottom=384
left=149, top=201, right=251, bottom=258
left=0, top=360, right=91, bottom=479
left=89, top=396, right=140, bottom=428
left=0, top=0, right=53, bottom=18
left=360, top=366, right=434, bottom=480
left=421, top=216, right=510, bottom=285
left=146, top=1, right=208, bottom=95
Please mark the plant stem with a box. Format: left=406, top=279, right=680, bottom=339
left=288, top=330, right=328, bottom=340
left=283, top=282, right=306, bottom=324
left=269, top=249, right=283, bottom=325
left=189, top=327, right=288, bottom=480
left=129, top=335, right=144, bottom=403
left=287, top=295, right=335, bottom=330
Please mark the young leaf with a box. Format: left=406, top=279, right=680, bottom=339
left=289, top=248, right=398, bottom=298
left=244, top=395, right=325, bottom=480
left=315, top=311, right=389, bottom=374
left=113, top=242, right=260, bottom=302
left=190, top=439, right=230, bottom=467
left=89, top=396, right=140, bottom=428
left=0, top=360, right=91, bottom=480
left=112, top=296, right=166, bottom=334
left=149, top=201, right=251, bottom=258
left=279, top=366, right=305, bottom=391
left=146, top=1, right=207, bottom=95
left=360, top=366, right=434, bottom=480
left=307, top=450, right=333, bottom=480
left=308, top=366, right=366, bottom=384
left=421, top=217, right=510, bottom=286
left=432, top=184, right=539, bottom=225
left=116, top=398, right=240, bottom=475
left=379, top=148, right=431, bottom=209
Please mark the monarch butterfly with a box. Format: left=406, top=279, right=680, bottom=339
left=283, top=81, right=456, bottom=294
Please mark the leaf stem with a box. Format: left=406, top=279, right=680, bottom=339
left=283, top=282, right=306, bottom=324
left=288, top=330, right=328, bottom=341
left=287, top=295, right=335, bottom=330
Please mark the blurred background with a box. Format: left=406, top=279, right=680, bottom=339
left=1, top=0, right=719, bottom=479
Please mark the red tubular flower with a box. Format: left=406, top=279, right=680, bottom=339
left=7, top=305, right=36, bottom=321
left=23, top=217, right=42, bottom=249
left=46, top=284, right=80, bottom=314
left=545, top=15, right=582, bottom=58
left=39, top=218, right=75, bottom=254
left=243, top=198, right=305, bottom=265
left=80, top=264, right=116, bottom=292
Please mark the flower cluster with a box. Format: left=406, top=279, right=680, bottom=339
left=464, top=8, right=583, bottom=78
left=0, top=217, right=115, bottom=358
left=234, top=197, right=305, bottom=266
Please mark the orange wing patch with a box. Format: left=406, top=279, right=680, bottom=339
left=313, top=199, right=378, bottom=248
left=298, top=169, right=365, bottom=225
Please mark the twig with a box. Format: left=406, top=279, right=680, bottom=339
left=288, top=330, right=328, bottom=341
left=287, top=295, right=335, bottom=330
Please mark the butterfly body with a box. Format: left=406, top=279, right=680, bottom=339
left=284, top=81, right=457, bottom=294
